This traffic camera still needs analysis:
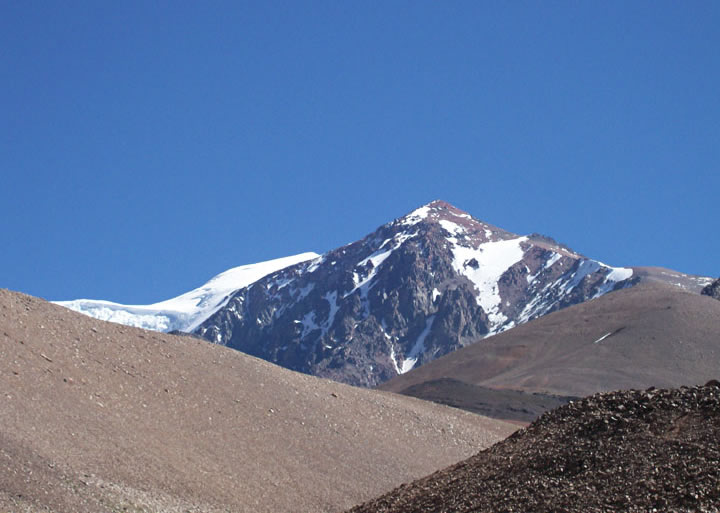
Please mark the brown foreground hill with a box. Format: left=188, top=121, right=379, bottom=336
left=0, top=289, right=515, bottom=513
left=381, top=282, right=720, bottom=419
left=348, top=383, right=720, bottom=513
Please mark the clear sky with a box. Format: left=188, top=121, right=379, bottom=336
left=2, top=1, right=719, bottom=304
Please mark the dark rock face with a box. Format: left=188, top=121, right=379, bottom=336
left=195, top=201, right=636, bottom=387
left=702, top=278, right=720, bottom=300
left=348, top=384, right=720, bottom=513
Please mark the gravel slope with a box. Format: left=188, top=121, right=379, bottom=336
left=349, top=383, right=720, bottom=513
left=0, top=289, right=515, bottom=513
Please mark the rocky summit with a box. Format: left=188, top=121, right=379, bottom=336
left=196, top=200, right=639, bottom=387
left=348, top=383, right=720, bottom=513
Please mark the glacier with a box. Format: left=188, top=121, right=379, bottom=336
left=54, top=252, right=319, bottom=333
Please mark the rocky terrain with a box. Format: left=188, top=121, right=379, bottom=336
left=196, top=200, right=693, bottom=387
left=381, top=281, right=720, bottom=404
left=702, top=277, right=720, bottom=300
left=348, top=383, right=720, bottom=513
left=0, top=289, right=515, bottom=513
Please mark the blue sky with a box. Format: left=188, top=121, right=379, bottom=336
left=2, top=1, right=718, bottom=303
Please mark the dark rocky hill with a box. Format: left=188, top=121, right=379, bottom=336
left=348, top=383, right=720, bottom=513
left=195, top=200, right=675, bottom=387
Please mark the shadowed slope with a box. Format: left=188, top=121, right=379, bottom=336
left=398, top=378, right=576, bottom=423
left=382, top=282, right=720, bottom=400
left=0, top=289, right=515, bottom=513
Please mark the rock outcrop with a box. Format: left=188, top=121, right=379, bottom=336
left=702, top=277, right=720, bottom=300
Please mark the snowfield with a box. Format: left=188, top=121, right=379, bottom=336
left=54, top=252, right=319, bottom=332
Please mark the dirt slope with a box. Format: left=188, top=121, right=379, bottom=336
left=0, top=289, right=515, bottom=513
left=349, top=383, right=720, bottom=513
left=382, top=282, right=720, bottom=399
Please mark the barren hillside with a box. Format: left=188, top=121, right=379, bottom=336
left=0, top=289, right=515, bottom=513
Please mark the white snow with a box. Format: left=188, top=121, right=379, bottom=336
left=517, top=258, right=634, bottom=326
left=432, top=288, right=442, bottom=302
left=593, top=332, right=613, bottom=344
left=448, top=236, right=528, bottom=329
left=346, top=232, right=413, bottom=298
left=604, top=266, right=634, bottom=283
left=298, top=291, right=339, bottom=340
left=399, top=316, right=435, bottom=374
left=361, top=245, right=394, bottom=268
left=399, top=205, right=431, bottom=226
left=590, top=265, right=634, bottom=297
left=438, top=219, right=465, bottom=236
left=299, top=311, right=319, bottom=338
left=517, top=293, right=548, bottom=324
left=565, top=259, right=603, bottom=290
left=544, top=252, right=562, bottom=269
left=380, top=320, right=392, bottom=339
left=305, top=255, right=326, bottom=274
left=54, top=252, right=319, bottom=333
left=389, top=346, right=401, bottom=374
left=561, top=259, right=633, bottom=298
left=323, top=291, right=339, bottom=332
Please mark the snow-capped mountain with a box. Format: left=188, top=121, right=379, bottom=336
left=56, top=200, right=711, bottom=388
left=55, top=252, right=319, bottom=332
left=195, top=200, right=704, bottom=387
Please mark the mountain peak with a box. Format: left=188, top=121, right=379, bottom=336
left=398, top=200, right=472, bottom=226
left=394, top=200, right=516, bottom=248
left=194, top=201, right=640, bottom=387
left=424, top=199, right=460, bottom=211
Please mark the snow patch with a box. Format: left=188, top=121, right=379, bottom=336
left=299, top=311, right=320, bottom=338
left=305, top=255, right=326, bottom=274
left=544, top=252, right=562, bottom=269
left=439, top=219, right=465, bottom=236
left=399, top=316, right=435, bottom=374
left=323, top=291, right=339, bottom=332
left=593, top=332, right=613, bottom=344
left=564, top=260, right=633, bottom=298
left=448, top=236, right=528, bottom=329
left=389, top=346, right=401, bottom=374
left=399, top=205, right=431, bottom=226
left=346, top=232, right=413, bottom=298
